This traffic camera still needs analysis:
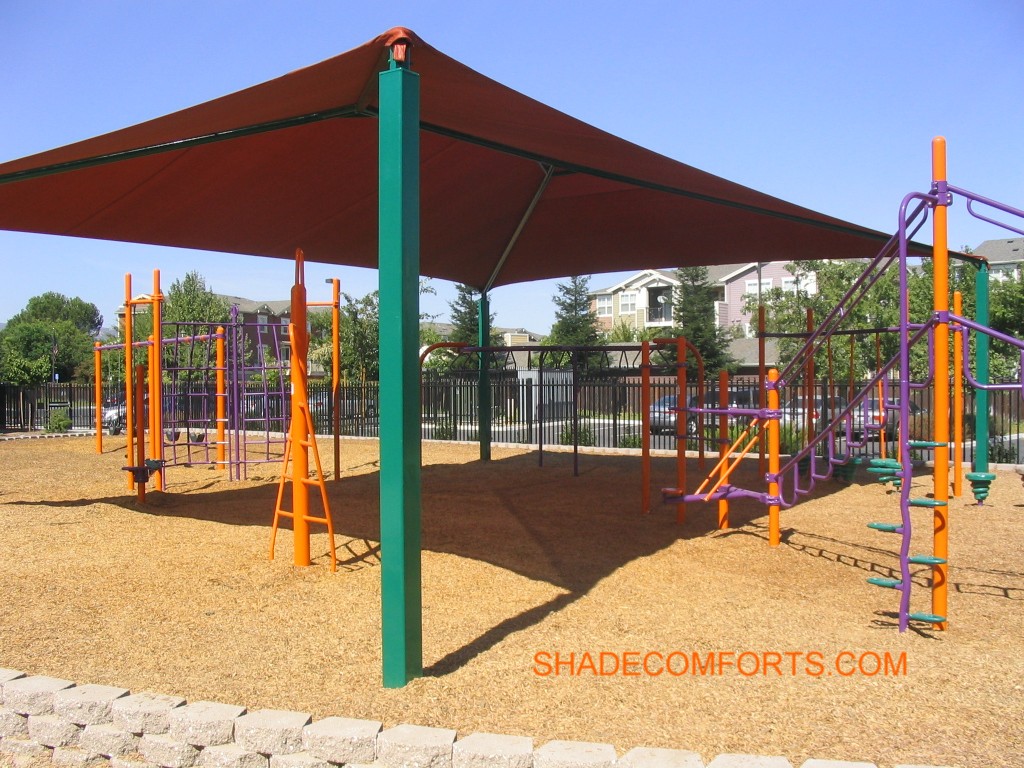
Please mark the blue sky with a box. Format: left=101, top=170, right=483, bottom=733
left=1, top=1, right=1022, bottom=333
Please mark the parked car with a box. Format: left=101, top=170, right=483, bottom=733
left=101, top=396, right=148, bottom=436
left=648, top=394, right=680, bottom=435
left=648, top=389, right=757, bottom=436
left=850, top=397, right=923, bottom=440
left=781, top=395, right=850, bottom=436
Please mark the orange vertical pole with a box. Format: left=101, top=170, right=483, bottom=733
left=932, top=136, right=950, bottom=628
left=952, top=291, right=963, bottom=498
left=150, top=270, right=163, bottom=491
left=94, top=342, right=103, bottom=454
left=767, top=368, right=781, bottom=547
left=332, top=278, right=341, bottom=482
left=641, top=341, right=651, bottom=514
left=216, top=327, right=226, bottom=470
left=758, top=305, right=767, bottom=474
left=717, top=369, right=729, bottom=529
left=124, top=274, right=135, bottom=491
left=675, top=337, right=687, bottom=524
left=290, top=250, right=311, bottom=566
left=148, top=333, right=158, bottom=488
left=135, top=364, right=146, bottom=504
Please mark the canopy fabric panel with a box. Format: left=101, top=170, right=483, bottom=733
left=0, top=27, right=892, bottom=288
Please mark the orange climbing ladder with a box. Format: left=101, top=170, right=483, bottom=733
left=268, top=319, right=338, bottom=572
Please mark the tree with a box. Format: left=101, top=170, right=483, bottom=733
left=0, top=292, right=103, bottom=384
left=340, top=291, right=380, bottom=381
left=448, top=283, right=499, bottom=345
left=163, top=272, right=230, bottom=327
left=6, top=292, right=103, bottom=337
left=672, top=266, right=734, bottom=374
left=546, top=276, right=603, bottom=348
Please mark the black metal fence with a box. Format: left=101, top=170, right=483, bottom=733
left=4, top=375, right=1023, bottom=464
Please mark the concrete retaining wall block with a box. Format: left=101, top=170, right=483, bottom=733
left=301, top=716, right=381, bottom=764
left=0, top=707, right=30, bottom=738
left=112, top=693, right=187, bottom=735
left=52, top=745, right=108, bottom=767
left=233, top=710, right=312, bottom=756
left=534, top=740, right=617, bottom=768
left=2, top=676, right=76, bottom=716
left=799, top=760, right=878, bottom=768
left=139, top=732, right=201, bottom=768
left=55, top=684, right=130, bottom=726
left=80, top=722, right=141, bottom=757
left=0, top=669, right=27, bottom=686
left=619, top=747, right=704, bottom=768
left=169, top=701, right=247, bottom=747
left=452, top=732, right=533, bottom=768
left=706, top=756, right=793, bottom=768
left=268, top=752, right=333, bottom=768
left=377, top=723, right=457, bottom=768
left=198, top=742, right=270, bottom=768
left=28, top=714, right=83, bottom=748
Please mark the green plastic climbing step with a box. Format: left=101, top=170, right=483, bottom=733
left=965, top=472, right=996, bottom=482
left=869, top=458, right=902, bottom=468
left=908, top=440, right=948, bottom=448
left=866, top=466, right=900, bottom=474
left=867, top=577, right=902, bottom=589
left=908, top=612, right=946, bottom=624
left=909, top=498, right=947, bottom=507
left=908, top=555, right=946, bottom=565
left=867, top=522, right=902, bottom=533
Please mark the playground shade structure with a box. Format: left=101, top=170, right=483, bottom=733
left=0, top=28, right=894, bottom=288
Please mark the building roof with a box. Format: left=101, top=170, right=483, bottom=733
left=973, top=238, right=1024, bottom=264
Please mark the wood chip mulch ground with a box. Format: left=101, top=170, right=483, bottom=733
left=1, top=435, right=1021, bottom=768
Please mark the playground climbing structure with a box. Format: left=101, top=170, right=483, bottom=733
left=660, top=138, right=1024, bottom=632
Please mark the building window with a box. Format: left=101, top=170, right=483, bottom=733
left=619, top=292, right=636, bottom=314
left=596, top=295, right=612, bottom=317
left=257, top=314, right=268, bottom=325
left=744, top=278, right=773, bottom=296
left=781, top=276, right=798, bottom=293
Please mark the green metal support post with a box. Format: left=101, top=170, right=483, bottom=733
left=378, top=43, right=423, bottom=688
left=478, top=293, right=492, bottom=461
left=974, top=262, right=990, bottom=473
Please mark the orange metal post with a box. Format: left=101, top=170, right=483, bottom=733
left=124, top=274, right=135, bottom=491
left=952, top=291, right=963, bottom=498
left=931, top=136, right=950, bottom=628
left=150, top=270, right=163, bottom=491
left=331, top=279, right=341, bottom=482
left=135, top=364, right=147, bottom=504
left=640, top=341, right=651, bottom=514
left=94, top=342, right=102, bottom=454
left=290, top=252, right=312, bottom=566
left=216, top=328, right=226, bottom=470
left=717, top=369, right=729, bottom=529
left=767, top=368, right=781, bottom=547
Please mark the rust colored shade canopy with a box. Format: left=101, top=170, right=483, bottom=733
left=0, top=28, right=892, bottom=289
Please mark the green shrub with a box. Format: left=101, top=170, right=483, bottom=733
left=618, top=433, right=643, bottom=449
left=559, top=422, right=595, bottom=447
left=46, top=410, right=72, bottom=433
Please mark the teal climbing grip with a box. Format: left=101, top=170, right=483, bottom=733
left=909, top=498, right=947, bottom=507
left=908, top=555, right=946, bottom=565
left=908, top=440, right=948, bottom=448
left=869, top=458, right=902, bottom=468
left=966, top=471, right=996, bottom=503
left=908, top=612, right=946, bottom=624
left=867, top=577, right=902, bottom=589
left=868, top=522, right=902, bottom=533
